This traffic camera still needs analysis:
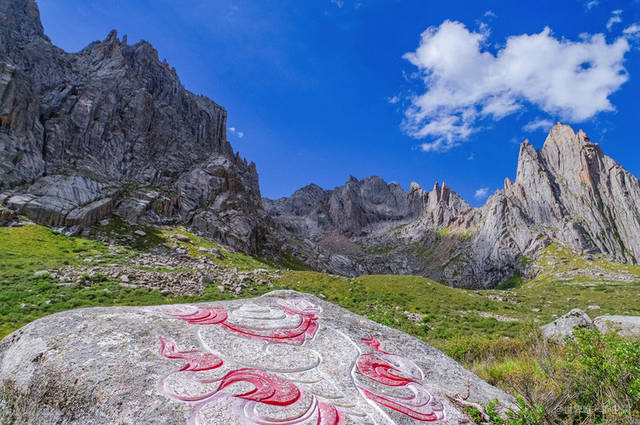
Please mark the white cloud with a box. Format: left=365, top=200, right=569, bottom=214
left=330, top=0, right=344, bottom=8
left=624, top=24, right=640, bottom=34
left=607, top=10, right=623, bottom=31
left=402, top=21, right=630, bottom=152
left=624, top=23, right=640, bottom=37
left=387, top=95, right=400, bottom=104
left=474, top=187, right=490, bottom=199
left=523, top=118, right=554, bottom=132
left=228, top=127, right=244, bottom=139
left=585, top=0, right=599, bottom=10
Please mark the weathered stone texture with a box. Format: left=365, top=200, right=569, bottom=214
left=0, top=291, right=514, bottom=424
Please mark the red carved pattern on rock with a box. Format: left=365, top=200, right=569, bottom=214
left=356, top=353, right=415, bottom=387
left=357, top=336, right=445, bottom=422
left=160, top=301, right=319, bottom=345
left=174, top=307, right=228, bottom=325
left=221, top=306, right=318, bottom=345
left=159, top=337, right=223, bottom=372
left=216, top=368, right=301, bottom=406
left=317, top=401, right=344, bottom=425
left=358, top=387, right=442, bottom=422
left=159, top=338, right=344, bottom=425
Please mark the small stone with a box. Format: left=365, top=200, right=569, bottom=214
left=99, top=219, right=110, bottom=226
left=134, top=230, right=147, bottom=237
left=34, top=270, right=49, bottom=276
left=120, top=275, right=130, bottom=283
left=171, top=234, right=191, bottom=243
left=217, top=285, right=225, bottom=292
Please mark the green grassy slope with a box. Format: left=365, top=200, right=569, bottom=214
left=3, top=224, right=639, bottom=346
left=2, top=223, right=640, bottom=422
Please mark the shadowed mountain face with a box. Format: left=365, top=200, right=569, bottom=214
left=263, top=176, right=469, bottom=238
left=3, top=0, right=640, bottom=288
left=0, top=0, right=265, bottom=252
left=265, top=124, right=640, bottom=288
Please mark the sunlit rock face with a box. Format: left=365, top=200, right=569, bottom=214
left=0, top=291, right=514, bottom=424
left=266, top=123, right=640, bottom=288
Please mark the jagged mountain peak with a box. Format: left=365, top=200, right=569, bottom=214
left=269, top=123, right=640, bottom=288
left=0, top=0, right=265, bottom=252
left=0, top=0, right=45, bottom=40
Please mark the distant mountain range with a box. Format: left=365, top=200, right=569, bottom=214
left=266, top=124, right=640, bottom=287
left=2, top=0, right=640, bottom=288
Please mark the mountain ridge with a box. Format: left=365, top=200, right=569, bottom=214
left=3, top=0, right=640, bottom=288
left=267, top=123, right=640, bottom=287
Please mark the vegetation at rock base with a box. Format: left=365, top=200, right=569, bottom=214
left=476, top=329, right=640, bottom=424
left=1, top=223, right=640, bottom=423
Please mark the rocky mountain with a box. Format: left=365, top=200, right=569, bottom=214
left=267, top=124, right=640, bottom=288
left=0, top=0, right=265, bottom=252
left=3, top=0, right=640, bottom=289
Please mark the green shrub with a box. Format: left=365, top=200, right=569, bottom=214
left=485, top=329, right=640, bottom=424
left=564, top=328, right=640, bottom=423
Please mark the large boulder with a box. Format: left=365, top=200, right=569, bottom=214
left=0, top=290, right=513, bottom=424
left=594, top=315, right=640, bottom=338
left=541, top=308, right=594, bottom=343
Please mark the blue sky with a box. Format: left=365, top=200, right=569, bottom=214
left=38, top=0, right=640, bottom=205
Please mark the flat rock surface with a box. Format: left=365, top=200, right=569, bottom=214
left=594, top=315, right=640, bottom=338
left=0, top=290, right=513, bottom=424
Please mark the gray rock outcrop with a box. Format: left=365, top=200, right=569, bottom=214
left=464, top=124, right=640, bottom=285
left=540, top=308, right=594, bottom=342
left=264, top=177, right=473, bottom=280
left=0, top=291, right=514, bottom=424
left=594, top=315, right=640, bottom=338
left=0, top=205, right=17, bottom=226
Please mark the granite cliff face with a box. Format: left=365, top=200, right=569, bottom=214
left=0, top=0, right=265, bottom=252
left=461, top=124, right=640, bottom=285
left=263, top=176, right=476, bottom=278
left=266, top=124, right=640, bottom=288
